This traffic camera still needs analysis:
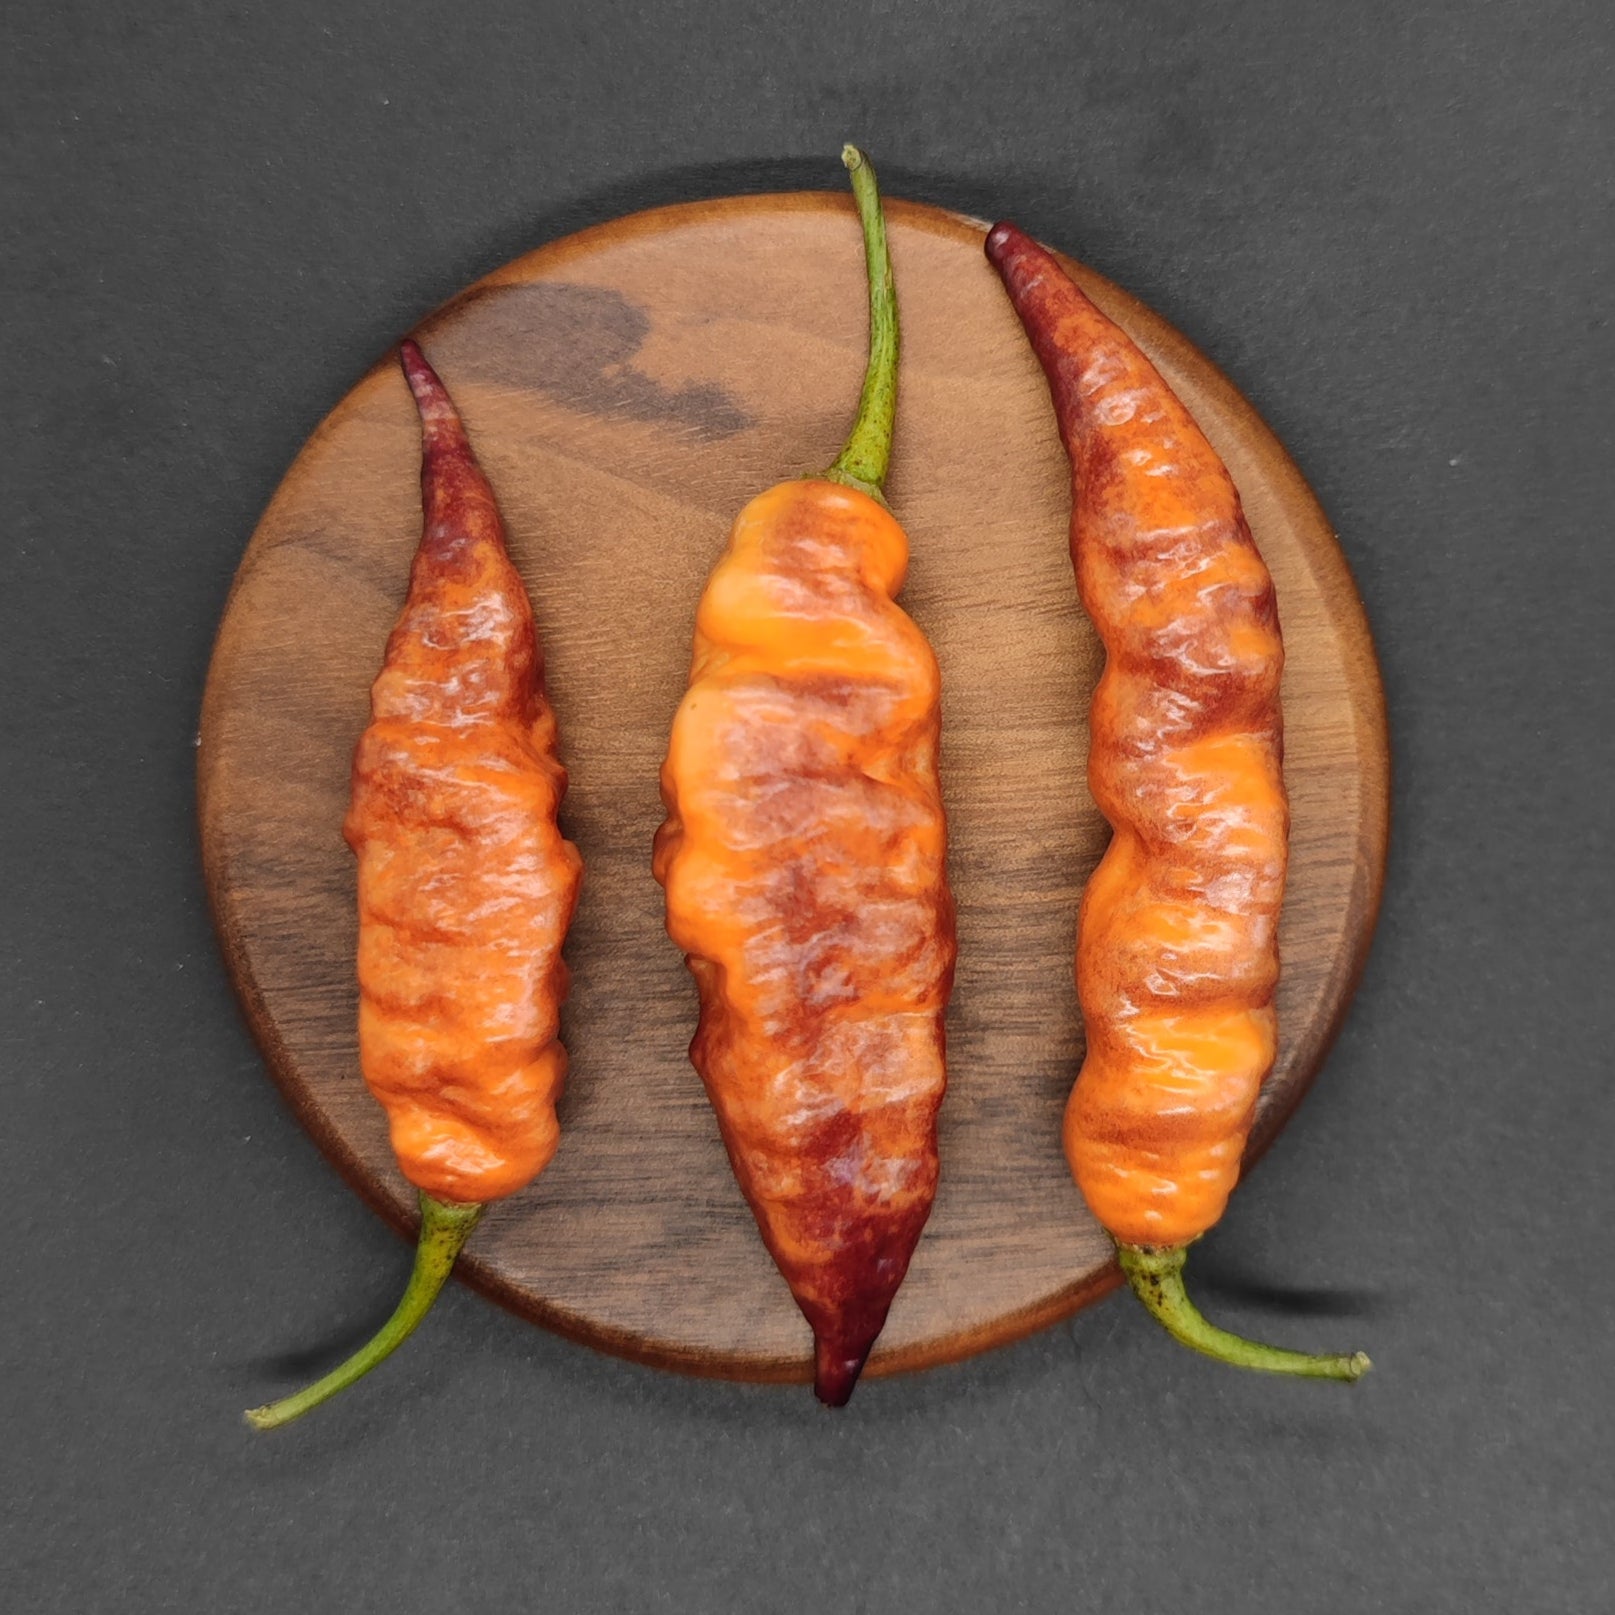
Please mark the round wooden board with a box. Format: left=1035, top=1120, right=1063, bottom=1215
left=199, top=192, right=1388, bottom=1385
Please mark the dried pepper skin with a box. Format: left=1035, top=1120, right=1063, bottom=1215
left=987, top=224, right=1366, bottom=1379
left=654, top=478, right=954, bottom=1405
left=347, top=341, right=583, bottom=1206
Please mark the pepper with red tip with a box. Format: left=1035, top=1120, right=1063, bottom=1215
left=655, top=148, right=955, bottom=1405
left=985, top=221, right=1368, bottom=1381
left=246, top=341, right=582, bottom=1430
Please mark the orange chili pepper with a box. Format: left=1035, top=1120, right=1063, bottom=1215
left=654, top=148, right=955, bottom=1406
left=247, top=341, right=582, bottom=1429
left=986, top=223, right=1368, bottom=1380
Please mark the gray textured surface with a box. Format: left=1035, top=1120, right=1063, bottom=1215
left=4, top=1, right=1613, bottom=1609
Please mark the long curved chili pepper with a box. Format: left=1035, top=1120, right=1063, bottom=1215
left=985, top=223, right=1368, bottom=1381
left=654, top=147, right=955, bottom=1406
left=246, top=341, right=583, bottom=1429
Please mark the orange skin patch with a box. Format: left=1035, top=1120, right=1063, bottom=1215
left=345, top=344, right=582, bottom=1206
left=988, top=226, right=1287, bottom=1250
left=655, top=479, right=955, bottom=1400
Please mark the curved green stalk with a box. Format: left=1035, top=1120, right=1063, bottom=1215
left=823, top=144, right=898, bottom=502
left=1118, top=1244, right=1371, bottom=1382
left=245, top=1193, right=484, bottom=1431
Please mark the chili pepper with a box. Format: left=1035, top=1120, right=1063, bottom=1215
left=246, top=340, right=583, bottom=1429
left=653, top=147, right=954, bottom=1406
left=985, top=222, right=1368, bottom=1380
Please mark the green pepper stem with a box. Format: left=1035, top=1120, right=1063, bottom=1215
left=1118, top=1244, right=1371, bottom=1382
left=824, top=144, right=898, bottom=501
left=244, top=1192, right=484, bottom=1431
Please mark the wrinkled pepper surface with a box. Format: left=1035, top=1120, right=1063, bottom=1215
left=986, top=222, right=1367, bottom=1380
left=247, top=340, right=582, bottom=1429
left=655, top=148, right=955, bottom=1406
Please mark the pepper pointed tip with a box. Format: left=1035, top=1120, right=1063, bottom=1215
left=396, top=337, right=464, bottom=440
left=397, top=337, right=434, bottom=396
left=398, top=337, right=436, bottom=400
left=984, top=221, right=1020, bottom=265
left=841, top=143, right=864, bottom=174
left=813, top=1335, right=873, bottom=1408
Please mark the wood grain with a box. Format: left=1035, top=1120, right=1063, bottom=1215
left=198, top=193, right=1389, bottom=1384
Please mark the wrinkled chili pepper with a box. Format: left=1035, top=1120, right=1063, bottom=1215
left=246, top=341, right=583, bottom=1429
left=985, top=223, right=1368, bottom=1380
left=654, top=147, right=955, bottom=1406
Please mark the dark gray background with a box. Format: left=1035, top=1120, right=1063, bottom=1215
left=5, top=1, right=1612, bottom=1609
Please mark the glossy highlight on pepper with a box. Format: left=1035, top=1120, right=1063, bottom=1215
left=245, top=340, right=582, bottom=1430
left=985, top=221, right=1367, bottom=1381
left=654, top=147, right=955, bottom=1406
